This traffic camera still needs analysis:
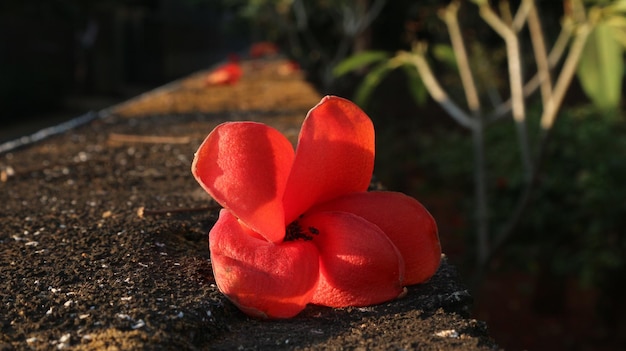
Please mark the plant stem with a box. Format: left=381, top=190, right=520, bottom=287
left=473, top=116, right=489, bottom=267
left=441, top=1, right=489, bottom=267
left=410, top=47, right=489, bottom=265
left=512, top=0, right=533, bottom=31
left=484, top=21, right=592, bottom=272
left=487, top=20, right=573, bottom=121
left=541, top=23, right=592, bottom=130
left=527, top=0, right=553, bottom=106
left=480, top=2, right=533, bottom=180
left=409, top=48, right=474, bottom=129
left=441, top=1, right=482, bottom=115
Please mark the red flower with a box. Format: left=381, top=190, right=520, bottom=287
left=192, top=96, right=441, bottom=318
left=205, top=56, right=242, bottom=86
left=278, top=60, right=300, bottom=76
left=249, top=41, right=279, bottom=58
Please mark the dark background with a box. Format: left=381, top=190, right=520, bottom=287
left=0, top=0, right=249, bottom=142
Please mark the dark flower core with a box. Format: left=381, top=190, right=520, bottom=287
left=284, top=221, right=319, bottom=242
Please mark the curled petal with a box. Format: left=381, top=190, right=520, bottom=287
left=209, top=210, right=319, bottom=319
left=192, top=122, right=294, bottom=243
left=300, top=211, right=405, bottom=307
left=311, top=191, right=441, bottom=285
left=283, top=96, right=375, bottom=223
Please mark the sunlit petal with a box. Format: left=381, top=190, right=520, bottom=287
left=209, top=210, right=319, bottom=318
left=192, top=122, right=295, bottom=243
left=283, top=96, right=375, bottom=223
left=300, top=211, right=405, bottom=307
left=311, top=191, right=441, bottom=285
left=205, top=62, right=243, bottom=85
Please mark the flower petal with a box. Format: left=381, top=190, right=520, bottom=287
left=192, top=122, right=294, bottom=243
left=300, top=211, right=405, bottom=307
left=209, top=210, right=319, bottom=319
left=282, top=96, right=375, bottom=223
left=205, top=62, right=243, bottom=85
left=311, top=191, right=441, bottom=285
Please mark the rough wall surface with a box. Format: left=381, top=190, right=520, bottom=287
left=0, top=60, right=499, bottom=350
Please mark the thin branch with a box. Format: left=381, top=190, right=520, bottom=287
left=472, top=117, right=489, bottom=267
left=548, top=18, right=574, bottom=69
left=499, top=0, right=514, bottom=26
left=486, top=22, right=592, bottom=266
left=291, top=0, right=330, bottom=63
left=512, top=0, right=533, bottom=32
left=307, top=0, right=387, bottom=89
left=570, top=0, right=588, bottom=23
left=480, top=2, right=515, bottom=38
left=354, top=0, right=386, bottom=34
left=442, top=1, right=489, bottom=266
left=480, top=3, right=533, bottom=179
left=527, top=0, right=553, bottom=106
left=441, top=1, right=482, bottom=115
left=541, top=23, right=592, bottom=130
left=108, top=133, right=191, bottom=145
left=292, top=0, right=309, bottom=30
left=487, top=21, right=573, bottom=121
left=137, top=205, right=220, bottom=218
left=407, top=48, right=475, bottom=130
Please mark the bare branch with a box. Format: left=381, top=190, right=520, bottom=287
left=548, top=18, right=574, bottom=67
left=498, top=0, right=514, bottom=26
left=407, top=48, right=475, bottom=130
left=137, top=205, right=220, bottom=218
left=487, top=21, right=573, bottom=121
left=479, top=3, right=514, bottom=38
left=292, top=0, right=308, bottom=30
left=107, top=133, right=191, bottom=145
left=527, top=0, right=554, bottom=107
left=472, top=118, right=489, bottom=267
left=512, top=0, right=533, bottom=32
left=486, top=22, right=593, bottom=269
left=541, top=23, right=592, bottom=130
left=357, top=0, right=387, bottom=34
left=480, top=3, right=533, bottom=179
left=440, top=1, right=482, bottom=115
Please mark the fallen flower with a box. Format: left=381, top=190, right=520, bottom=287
left=249, top=41, right=279, bottom=58
left=192, top=96, right=441, bottom=318
left=205, top=55, right=242, bottom=86
left=277, top=60, right=300, bottom=76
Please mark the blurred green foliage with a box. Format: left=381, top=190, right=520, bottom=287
left=576, top=0, right=626, bottom=112
left=337, top=0, right=626, bottom=113
left=415, top=106, right=626, bottom=287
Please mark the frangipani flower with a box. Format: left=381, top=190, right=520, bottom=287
left=249, top=41, right=279, bottom=58
left=192, top=96, right=441, bottom=319
left=205, top=55, right=242, bottom=86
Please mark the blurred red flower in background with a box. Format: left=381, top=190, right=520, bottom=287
left=205, top=54, right=242, bottom=86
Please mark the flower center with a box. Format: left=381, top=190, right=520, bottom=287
left=284, top=221, right=320, bottom=242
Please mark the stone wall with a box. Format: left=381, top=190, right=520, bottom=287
left=0, top=60, right=499, bottom=350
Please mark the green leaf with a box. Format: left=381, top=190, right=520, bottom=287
left=606, top=0, right=626, bottom=13
left=333, top=51, right=390, bottom=77
left=605, top=15, right=626, bottom=47
left=432, top=44, right=458, bottom=70
left=401, top=64, right=428, bottom=106
left=576, top=23, right=624, bottom=110
left=354, top=62, right=393, bottom=107
left=605, top=15, right=626, bottom=29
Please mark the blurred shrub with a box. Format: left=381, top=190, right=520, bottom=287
left=416, top=105, right=626, bottom=287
